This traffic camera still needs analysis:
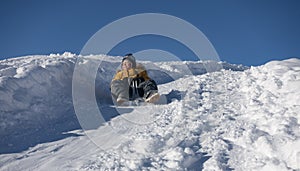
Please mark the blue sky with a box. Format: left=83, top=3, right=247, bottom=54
left=0, top=0, right=299, bottom=66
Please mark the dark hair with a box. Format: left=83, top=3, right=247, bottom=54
left=124, top=53, right=133, bottom=57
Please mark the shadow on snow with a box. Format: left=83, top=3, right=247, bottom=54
left=0, top=90, right=184, bottom=154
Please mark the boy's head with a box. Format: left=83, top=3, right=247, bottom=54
left=122, top=53, right=136, bottom=70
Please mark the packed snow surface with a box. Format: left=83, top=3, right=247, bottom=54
left=0, top=53, right=299, bottom=170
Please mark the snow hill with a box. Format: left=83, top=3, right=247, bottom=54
left=0, top=53, right=299, bottom=170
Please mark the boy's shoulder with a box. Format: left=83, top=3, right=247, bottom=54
left=136, top=63, right=146, bottom=70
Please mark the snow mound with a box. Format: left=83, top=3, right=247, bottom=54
left=1, top=53, right=299, bottom=170
left=0, top=53, right=246, bottom=153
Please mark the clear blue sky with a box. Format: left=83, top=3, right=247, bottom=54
left=0, top=0, right=299, bottom=66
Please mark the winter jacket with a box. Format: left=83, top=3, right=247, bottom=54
left=110, top=63, right=158, bottom=101
left=111, top=64, right=150, bottom=82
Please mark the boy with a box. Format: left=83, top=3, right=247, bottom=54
left=111, top=54, right=160, bottom=105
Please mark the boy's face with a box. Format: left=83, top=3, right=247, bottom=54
left=122, top=59, right=133, bottom=70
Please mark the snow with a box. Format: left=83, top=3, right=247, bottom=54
left=0, top=53, right=299, bottom=170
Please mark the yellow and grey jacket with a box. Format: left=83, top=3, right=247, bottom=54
left=111, top=64, right=150, bottom=82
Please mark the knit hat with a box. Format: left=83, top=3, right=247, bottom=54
left=122, top=53, right=136, bottom=68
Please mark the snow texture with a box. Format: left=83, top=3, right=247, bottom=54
left=0, top=52, right=299, bottom=171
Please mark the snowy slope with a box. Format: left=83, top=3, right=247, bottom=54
left=0, top=53, right=299, bottom=170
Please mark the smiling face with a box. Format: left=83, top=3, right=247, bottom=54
left=122, top=59, right=133, bottom=70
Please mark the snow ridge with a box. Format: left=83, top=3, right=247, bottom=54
left=0, top=53, right=299, bottom=170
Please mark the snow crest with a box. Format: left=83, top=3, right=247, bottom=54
left=0, top=54, right=299, bottom=170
